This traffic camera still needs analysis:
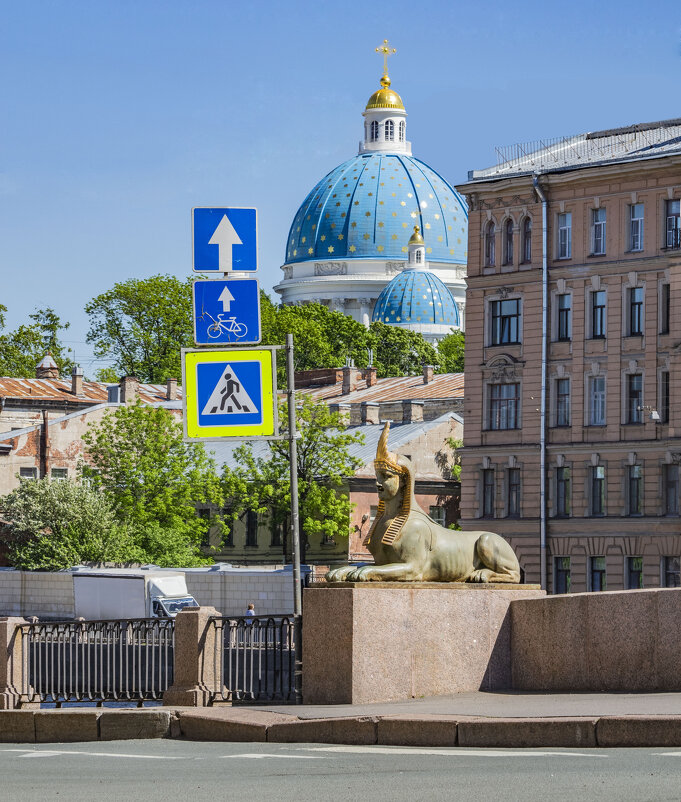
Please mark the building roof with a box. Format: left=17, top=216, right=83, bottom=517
left=0, top=377, right=181, bottom=405
left=298, top=372, right=464, bottom=405
left=372, top=268, right=460, bottom=328
left=467, top=118, right=681, bottom=182
left=284, top=152, right=468, bottom=265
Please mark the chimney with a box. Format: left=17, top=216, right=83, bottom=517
left=329, top=402, right=351, bottom=423
left=360, top=401, right=380, bottom=425
left=342, top=366, right=362, bottom=395
left=71, top=365, right=84, bottom=396
left=402, top=399, right=424, bottom=424
left=364, top=366, right=378, bottom=387
left=35, top=353, right=59, bottom=380
left=422, top=364, right=435, bottom=385
left=166, top=378, right=178, bottom=401
left=120, top=376, right=140, bottom=405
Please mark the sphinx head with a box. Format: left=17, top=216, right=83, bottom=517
left=374, top=422, right=413, bottom=501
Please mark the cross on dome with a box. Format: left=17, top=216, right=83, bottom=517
left=375, top=38, right=397, bottom=81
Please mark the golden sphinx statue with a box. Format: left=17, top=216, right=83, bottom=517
left=327, top=422, right=521, bottom=583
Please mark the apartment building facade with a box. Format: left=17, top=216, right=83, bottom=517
left=456, top=119, right=681, bottom=593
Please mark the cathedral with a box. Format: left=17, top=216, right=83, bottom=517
left=274, top=41, right=467, bottom=341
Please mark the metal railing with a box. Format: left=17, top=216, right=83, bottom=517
left=18, top=619, right=174, bottom=706
left=208, top=616, right=295, bottom=703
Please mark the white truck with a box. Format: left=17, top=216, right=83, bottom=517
left=71, top=569, right=198, bottom=620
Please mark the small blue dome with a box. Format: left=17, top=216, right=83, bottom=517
left=285, top=153, right=467, bottom=264
left=372, top=269, right=460, bottom=328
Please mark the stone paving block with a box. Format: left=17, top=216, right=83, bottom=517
left=99, top=710, right=172, bottom=741
left=377, top=715, right=458, bottom=747
left=35, top=711, right=100, bottom=743
left=457, top=717, right=597, bottom=748
left=0, top=711, right=36, bottom=743
left=268, top=715, right=378, bottom=745
left=597, top=716, right=681, bottom=747
left=179, top=709, right=295, bottom=742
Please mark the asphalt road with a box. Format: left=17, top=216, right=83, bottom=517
left=3, top=741, right=681, bottom=801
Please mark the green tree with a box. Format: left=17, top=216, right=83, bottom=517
left=0, top=478, right=136, bottom=570
left=81, top=403, right=224, bottom=566
left=367, top=322, right=439, bottom=377
left=228, top=395, right=364, bottom=558
left=0, top=305, right=74, bottom=378
left=85, top=275, right=193, bottom=383
left=436, top=330, right=465, bottom=373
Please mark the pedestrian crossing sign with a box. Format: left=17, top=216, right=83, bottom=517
left=182, top=348, right=277, bottom=441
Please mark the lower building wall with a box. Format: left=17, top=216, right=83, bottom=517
left=0, top=572, right=75, bottom=619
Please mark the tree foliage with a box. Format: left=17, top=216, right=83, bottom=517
left=0, top=305, right=74, bottom=378
left=436, top=330, right=465, bottom=373
left=0, top=479, right=136, bottom=570
left=85, top=275, right=194, bottom=383
left=82, top=403, right=224, bottom=566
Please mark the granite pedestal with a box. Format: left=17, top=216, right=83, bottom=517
left=302, top=583, right=544, bottom=705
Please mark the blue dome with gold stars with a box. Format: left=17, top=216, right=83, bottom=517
left=285, top=153, right=468, bottom=264
left=372, top=268, right=460, bottom=328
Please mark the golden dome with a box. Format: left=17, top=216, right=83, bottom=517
left=409, top=225, right=424, bottom=245
left=365, top=74, right=405, bottom=111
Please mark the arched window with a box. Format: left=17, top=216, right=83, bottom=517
left=385, top=120, right=394, bottom=141
left=399, top=121, right=405, bottom=142
left=416, top=249, right=423, bottom=263
left=522, top=217, right=532, bottom=263
left=484, top=221, right=496, bottom=267
left=370, top=120, right=379, bottom=141
left=503, top=219, right=514, bottom=265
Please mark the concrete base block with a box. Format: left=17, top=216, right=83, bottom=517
left=34, top=711, right=100, bottom=743
left=179, top=709, right=294, bottom=742
left=99, top=711, right=172, bottom=741
left=597, top=716, right=681, bottom=747
left=268, top=716, right=378, bottom=745
left=0, top=711, right=36, bottom=743
left=303, top=585, right=545, bottom=704
left=377, top=715, right=458, bottom=747
left=458, top=717, right=597, bottom=748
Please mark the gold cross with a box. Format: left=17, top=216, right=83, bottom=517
left=375, top=39, right=396, bottom=75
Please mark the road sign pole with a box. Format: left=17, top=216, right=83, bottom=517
left=285, top=333, right=303, bottom=704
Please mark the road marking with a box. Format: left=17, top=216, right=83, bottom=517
left=301, top=746, right=607, bottom=758
left=221, top=753, right=325, bottom=760
left=0, top=748, right=182, bottom=760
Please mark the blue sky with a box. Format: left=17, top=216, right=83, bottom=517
left=1, top=0, right=679, bottom=376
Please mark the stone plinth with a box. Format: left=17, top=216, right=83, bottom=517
left=302, top=583, right=544, bottom=705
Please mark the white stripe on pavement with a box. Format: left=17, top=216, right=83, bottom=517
left=221, top=753, right=325, bottom=760
left=0, top=748, right=183, bottom=760
left=301, top=746, right=607, bottom=758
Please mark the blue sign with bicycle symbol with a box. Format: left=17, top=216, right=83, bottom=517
left=192, top=278, right=261, bottom=345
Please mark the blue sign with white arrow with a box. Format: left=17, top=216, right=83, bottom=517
left=192, top=207, right=258, bottom=272
left=192, top=278, right=261, bottom=345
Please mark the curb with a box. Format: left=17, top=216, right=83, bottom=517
left=3, top=709, right=681, bottom=747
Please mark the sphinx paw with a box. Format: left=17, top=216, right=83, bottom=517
left=469, top=569, right=492, bottom=583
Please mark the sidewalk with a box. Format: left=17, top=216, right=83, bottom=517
left=4, top=692, right=681, bottom=747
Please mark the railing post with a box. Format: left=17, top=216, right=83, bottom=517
left=164, top=606, right=220, bottom=707
left=0, top=617, right=30, bottom=709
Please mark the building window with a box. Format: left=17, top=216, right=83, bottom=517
left=503, top=219, right=514, bottom=265
left=557, top=294, right=571, bottom=341
left=482, top=469, right=495, bottom=517
left=19, top=467, right=38, bottom=480
left=429, top=506, right=446, bottom=527
left=660, top=371, right=670, bottom=423
left=663, top=556, right=681, bottom=587
left=590, top=556, right=606, bottom=591
left=415, top=249, right=423, bottom=264
left=398, top=120, right=405, bottom=142
left=270, top=518, right=283, bottom=547
left=370, top=120, right=379, bottom=141
left=630, top=203, right=644, bottom=251
left=556, top=467, right=571, bottom=517
left=665, top=464, right=679, bottom=515
left=556, top=378, right=570, bottom=426
left=490, top=298, right=520, bottom=345
left=245, top=510, right=258, bottom=547
left=557, top=212, right=572, bottom=259
left=385, top=119, right=394, bottom=141
left=507, top=468, right=520, bottom=518
left=50, top=468, right=68, bottom=480
left=660, top=283, right=670, bottom=334
left=484, top=221, right=496, bottom=266
left=628, top=287, right=643, bottom=335
left=626, top=373, right=643, bottom=424
left=521, top=217, right=532, bottom=263
left=554, top=557, right=571, bottom=594
left=589, top=376, right=606, bottom=426
left=627, top=465, right=643, bottom=515
left=591, top=208, right=606, bottom=255
left=591, top=466, right=605, bottom=516
left=666, top=199, right=680, bottom=249
left=488, top=383, right=520, bottom=430
left=591, top=290, right=606, bottom=338
left=627, top=556, right=643, bottom=589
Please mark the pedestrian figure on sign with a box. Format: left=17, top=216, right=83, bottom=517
left=209, top=370, right=250, bottom=414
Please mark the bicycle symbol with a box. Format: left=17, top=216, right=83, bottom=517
left=201, top=312, right=248, bottom=341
